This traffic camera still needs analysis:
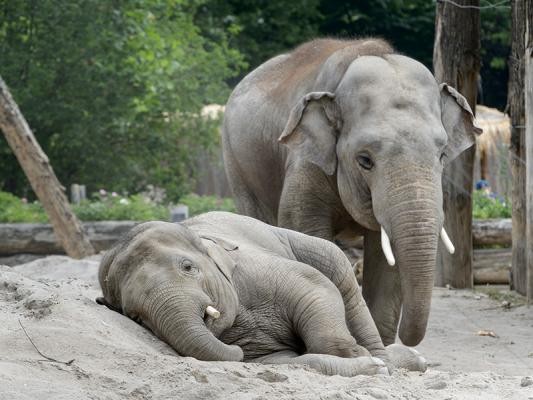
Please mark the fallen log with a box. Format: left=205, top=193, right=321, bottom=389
left=0, top=221, right=138, bottom=255
left=473, top=248, right=511, bottom=284
left=472, top=219, right=511, bottom=247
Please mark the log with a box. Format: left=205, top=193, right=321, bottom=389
left=473, top=248, right=511, bottom=284
left=0, top=76, right=95, bottom=258
left=525, top=2, right=533, bottom=304
left=433, top=0, right=480, bottom=288
left=472, top=219, right=512, bottom=246
left=0, top=221, right=138, bottom=255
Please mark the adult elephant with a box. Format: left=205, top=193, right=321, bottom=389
left=97, top=212, right=425, bottom=376
left=222, top=38, right=481, bottom=346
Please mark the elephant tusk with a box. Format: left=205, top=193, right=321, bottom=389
left=381, top=226, right=396, bottom=266
left=440, top=228, right=455, bottom=254
left=205, top=306, right=220, bottom=319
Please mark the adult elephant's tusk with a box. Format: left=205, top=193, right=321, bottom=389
left=205, top=306, right=220, bottom=319
left=440, top=228, right=455, bottom=254
left=381, top=226, right=396, bottom=266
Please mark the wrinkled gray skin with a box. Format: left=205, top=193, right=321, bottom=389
left=222, top=39, right=481, bottom=346
left=97, top=212, right=425, bottom=376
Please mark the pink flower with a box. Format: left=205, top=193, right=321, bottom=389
left=21, top=197, right=27, bottom=204
left=99, top=189, right=107, bottom=196
left=111, top=192, right=118, bottom=197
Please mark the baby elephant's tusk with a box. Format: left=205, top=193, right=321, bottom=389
left=205, top=305, right=220, bottom=319
left=440, top=228, right=455, bottom=254
left=381, top=226, right=396, bottom=267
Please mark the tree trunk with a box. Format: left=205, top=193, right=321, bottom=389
left=433, top=0, right=480, bottom=288
left=508, top=0, right=527, bottom=295
left=525, top=0, right=533, bottom=303
left=0, top=76, right=94, bottom=258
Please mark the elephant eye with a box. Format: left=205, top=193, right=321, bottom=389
left=180, top=260, right=198, bottom=274
left=440, top=152, right=447, bottom=163
left=356, top=154, right=374, bottom=170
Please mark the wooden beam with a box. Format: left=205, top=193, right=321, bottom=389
left=508, top=0, right=527, bottom=294
left=433, top=0, right=480, bottom=288
left=525, top=0, right=533, bottom=303
left=0, top=76, right=95, bottom=259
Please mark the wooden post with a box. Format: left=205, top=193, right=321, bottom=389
left=525, top=0, right=533, bottom=303
left=508, top=0, right=527, bottom=295
left=0, top=76, right=95, bottom=258
left=433, top=0, right=480, bottom=288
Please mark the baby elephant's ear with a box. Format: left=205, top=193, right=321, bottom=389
left=200, top=235, right=238, bottom=283
left=440, top=83, right=483, bottom=162
left=279, top=91, right=342, bottom=175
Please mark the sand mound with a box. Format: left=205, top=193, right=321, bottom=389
left=1, top=256, right=532, bottom=399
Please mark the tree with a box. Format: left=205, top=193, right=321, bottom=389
left=0, top=75, right=94, bottom=258
left=433, top=0, right=481, bottom=288
left=0, top=0, right=244, bottom=200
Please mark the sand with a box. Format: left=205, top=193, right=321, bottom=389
left=1, top=255, right=532, bottom=400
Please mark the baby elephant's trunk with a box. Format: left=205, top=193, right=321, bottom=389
left=145, top=285, right=243, bottom=361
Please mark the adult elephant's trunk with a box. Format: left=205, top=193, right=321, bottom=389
left=378, top=176, right=442, bottom=347
left=144, top=285, right=243, bottom=361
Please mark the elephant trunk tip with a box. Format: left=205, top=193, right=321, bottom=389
left=398, top=318, right=427, bottom=347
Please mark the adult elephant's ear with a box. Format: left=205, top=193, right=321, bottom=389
left=279, top=91, right=342, bottom=175
left=200, top=235, right=238, bottom=283
left=440, top=83, right=483, bottom=162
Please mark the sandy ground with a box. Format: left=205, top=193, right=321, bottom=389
left=1, top=255, right=532, bottom=400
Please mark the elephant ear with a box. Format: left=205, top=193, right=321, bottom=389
left=278, top=91, right=342, bottom=175
left=440, top=83, right=483, bottom=162
left=200, top=235, right=238, bottom=283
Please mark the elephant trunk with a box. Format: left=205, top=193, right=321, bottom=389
left=381, top=177, right=442, bottom=347
left=393, top=218, right=438, bottom=346
left=145, top=285, right=243, bottom=361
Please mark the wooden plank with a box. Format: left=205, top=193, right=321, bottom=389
left=433, top=0, right=480, bottom=288
left=508, top=0, right=527, bottom=295
left=0, top=76, right=95, bottom=258
left=525, top=0, right=533, bottom=304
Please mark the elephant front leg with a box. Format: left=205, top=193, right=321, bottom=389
left=252, top=351, right=388, bottom=377
left=362, top=229, right=402, bottom=346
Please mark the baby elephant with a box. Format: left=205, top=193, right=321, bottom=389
left=97, top=212, right=424, bottom=376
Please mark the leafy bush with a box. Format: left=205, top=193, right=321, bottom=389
left=0, top=191, right=48, bottom=223
left=72, top=194, right=169, bottom=222
left=179, top=193, right=236, bottom=217
left=472, top=190, right=511, bottom=219
left=0, top=191, right=235, bottom=222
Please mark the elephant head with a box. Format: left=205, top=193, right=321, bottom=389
left=279, top=54, right=482, bottom=346
left=97, top=221, right=243, bottom=361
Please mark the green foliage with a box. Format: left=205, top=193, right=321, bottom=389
left=479, top=5, right=511, bottom=109
left=472, top=191, right=511, bottom=219
left=0, top=191, right=235, bottom=222
left=0, top=191, right=48, bottom=223
left=179, top=193, right=236, bottom=216
left=0, top=0, right=245, bottom=200
left=72, top=193, right=170, bottom=222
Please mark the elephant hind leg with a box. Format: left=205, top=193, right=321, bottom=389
left=223, top=147, right=277, bottom=224
left=252, top=351, right=389, bottom=377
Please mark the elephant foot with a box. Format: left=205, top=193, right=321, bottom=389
left=298, top=354, right=389, bottom=377
left=386, top=343, right=427, bottom=372
left=255, top=351, right=389, bottom=377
